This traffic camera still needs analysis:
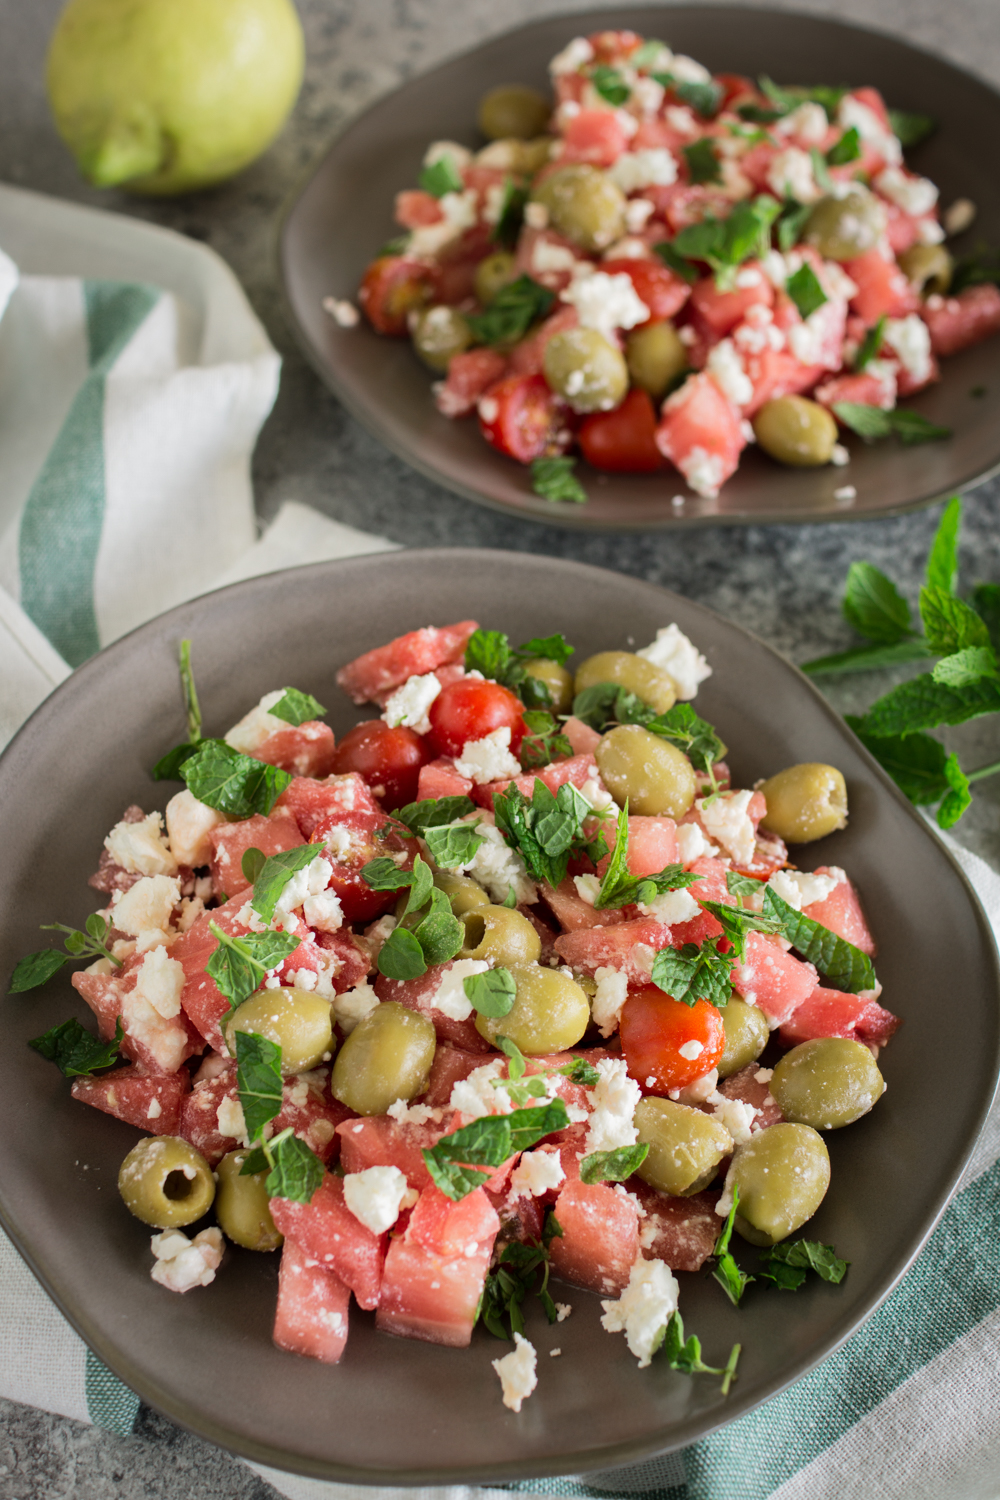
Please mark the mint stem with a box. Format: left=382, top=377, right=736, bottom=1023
left=966, top=759, right=1000, bottom=784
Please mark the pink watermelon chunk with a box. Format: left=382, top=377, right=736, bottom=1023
left=655, top=371, right=747, bottom=499
left=597, top=815, right=678, bottom=880
left=470, top=752, right=601, bottom=810
left=544, top=875, right=630, bottom=933
left=802, top=868, right=876, bottom=955
left=171, top=899, right=257, bottom=1053
left=71, top=966, right=202, bottom=1076
left=562, top=716, right=602, bottom=755
left=730, top=931, right=817, bottom=1024
left=315, top=928, right=372, bottom=994
left=691, top=265, right=773, bottom=336
left=208, top=808, right=305, bottom=901
left=922, top=284, right=1000, bottom=357
left=718, top=1064, right=783, bottom=1129
left=335, top=1113, right=449, bottom=1190
left=435, top=348, right=508, bottom=419
left=843, top=250, right=918, bottom=325
left=422, top=1042, right=489, bottom=1107
left=549, top=1179, right=640, bottom=1295
left=179, top=1065, right=240, bottom=1164
left=273, top=1238, right=350, bottom=1364
left=374, top=964, right=494, bottom=1052
left=376, top=1185, right=499, bottom=1346
left=554, top=916, right=673, bottom=983
left=416, top=759, right=474, bottom=801
left=631, top=1183, right=720, bottom=1272
left=252, top=722, right=336, bottom=779
left=778, top=986, right=901, bottom=1048
left=269, top=1173, right=386, bottom=1310
left=71, top=1067, right=189, bottom=1135
left=277, top=772, right=382, bottom=840
left=336, top=623, right=479, bottom=706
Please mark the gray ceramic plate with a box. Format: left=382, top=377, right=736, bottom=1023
left=1, top=550, right=997, bottom=1484
left=279, top=5, right=1000, bottom=532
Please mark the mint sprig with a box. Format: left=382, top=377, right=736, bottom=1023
left=762, top=886, right=876, bottom=993
left=234, top=1029, right=284, bottom=1144
left=269, top=687, right=326, bottom=726
left=492, top=779, right=605, bottom=890
left=579, top=1143, right=649, bottom=1185
left=592, top=803, right=698, bottom=910
left=28, top=1016, right=124, bottom=1077
left=711, top=1185, right=754, bottom=1305
left=422, top=1100, right=570, bottom=1201
left=241, top=1126, right=324, bottom=1205
left=650, top=938, right=733, bottom=1008
left=206, top=922, right=301, bottom=1020
left=11, top=913, right=122, bottom=993
left=758, top=1238, right=849, bottom=1289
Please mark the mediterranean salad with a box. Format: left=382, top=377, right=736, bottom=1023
left=346, top=27, right=1000, bottom=503
left=16, top=621, right=897, bottom=1410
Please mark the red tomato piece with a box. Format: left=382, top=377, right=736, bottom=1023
left=601, top=259, right=692, bottom=323
left=477, top=373, right=566, bottom=462
left=358, top=255, right=440, bottom=336
left=427, top=677, right=526, bottom=758
left=619, top=986, right=725, bottom=1093
left=548, top=1179, right=640, bottom=1295
left=434, top=347, right=508, bottom=419
left=273, top=1238, right=350, bottom=1364
left=578, top=386, right=664, bottom=472
left=330, top=720, right=429, bottom=811
left=922, top=284, right=1000, bottom=357
left=336, top=621, right=478, bottom=706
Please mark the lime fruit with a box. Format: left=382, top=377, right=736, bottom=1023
left=46, top=0, right=304, bottom=196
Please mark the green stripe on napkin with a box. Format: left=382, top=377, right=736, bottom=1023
left=18, top=281, right=159, bottom=667
left=85, top=1348, right=140, bottom=1435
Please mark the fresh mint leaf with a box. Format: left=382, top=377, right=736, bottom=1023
left=376, top=925, right=426, bottom=980
left=631, top=39, right=668, bottom=70
left=501, top=885, right=518, bottom=908
left=28, top=1016, right=124, bottom=1077
left=833, top=402, right=951, bottom=445
left=653, top=241, right=699, bottom=283
left=826, top=126, right=860, bottom=165
left=970, top=583, right=1000, bottom=653
left=763, top=886, right=876, bottom=992
left=698, top=900, right=783, bottom=961
left=662, top=1311, right=741, bottom=1394
left=413, top=887, right=465, bottom=965
left=495, top=1033, right=527, bottom=1081
left=726, top=871, right=763, bottom=899
left=394, top=795, right=476, bottom=835
left=557, top=1057, right=601, bottom=1086
left=651, top=940, right=733, bottom=1007
left=151, top=741, right=202, bottom=781
left=37, top=916, right=122, bottom=972
left=853, top=315, right=886, bottom=373
left=712, top=1185, right=754, bottom=1305
left=10, top=949, right=70, bottom=992
left=519, top=711, right=573, bottom=771
left=800, top=639, right=932, bottom=676
left=645, top=702, right=725, bottom=773
left=673, top=197, right=780, bottom=288
left=786, top=263, right=828, bottom=320
left=887, top=109, right=935, bottom=148
left=423, top=1100, right=570, bottom=1200
left=263, top=1127, right=324, bottom=1205
left=571, top=681, right=623, bottom=731
left=683, top=138, right=722, bottom=186
left=518, top=633, right=574, bottom=667
left=467, top=275, right=554, bottom=346
left=492, top=779, right=595, bottom=889
left=530, top=455, right=587, bottom=504
left=891, top=409, right=953, bottom=445
left=206, top=922, right=301, bottom=1018
left=591, top=65, right=630, bottom=106
left=464, top=629, right=511, bottom=681
left=932, top=646, right=999, bottom=688
left=925, top=496, right=962, bottom=594
left=920, top=586, right=991, bottom=655
left=758, top=75, right=798, bottom=114
left=938, top=753, right=973, bottom=829
left=423, top=822, right=487, bottom=869
left=491, top=177, right=527, bottom=250
left=858, top=673, right=1000, bottom=737
left=758, top=1238, right=849, bottom=1286
left=269, top=687, right=326, bottom=726
left=463, top=966, right=516, bottom=1018
left=951, top=245, right=1000, bottom=296
left=234, top=1029, right=284, bottom=1143
left=671, top=78, right=723, bottom=118
left=246, top=844, right=322, bottom=923
left=361, top=856, right=422, bottom=892
left=506, top=1100, right=570, bottom=1153
left=842, top=560, right=914, bottom=644
left=418, top=156, right=464, bottom=197
left=845, top=717, right=956, bottom=805
left=809, top=147, right=833, bottom=194
left=181, top=740, right=292, bottom=818
left=579, top=1143, right=649, bottom=1184
left=776, top=199, right=813, bottom=254
left=178, top=639, right=202, bottom=744
left=593, top=805, right=697, bottom=910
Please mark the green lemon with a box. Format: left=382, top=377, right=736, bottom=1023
left=46, top=0, right=304, bottom=195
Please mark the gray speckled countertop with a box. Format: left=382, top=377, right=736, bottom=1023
left=2, top=1, right=999, bottom=1494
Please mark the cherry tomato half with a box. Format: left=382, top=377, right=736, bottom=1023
left=330, top=721, right=430, bottom=811
left=619, top=985, right=725, bottom=1093
left=427, top=679, right=526, bottom=759
left=358, top=255, right=439, bottom=336
left=478, top=373, right=565, bottom=463
left=579, top=387, right=663, bottom=472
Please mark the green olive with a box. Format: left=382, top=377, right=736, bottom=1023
left=118, top=1136, right=216, bottom=1229
left=520, top=657, right=575, bottom=713
left=475, top=963, right=590, bottom=1054
left=215, top=1150, right=283, bottom=1251
left=595, top=725, right=696, bottom=818
left=226, top=988, right=334, bottom=1076
left=759, top=763, right=848, bottom=844
left=433, top=869, right=491, bottom=915
left=804, top=190, right=886, bottom=261
left=729, top=1123, right=831, bottom=1246
left=626, top=321, right=688, bottom=398
left=543, top=328, right=629, bottom=414
left=474, top=250, right=519, bottom=306
left=771, top=1038, right=884, bottom=1130
left=718, top=1000, right=770, bottom=1079
left=331, top=1001, right=436, bottom=1116
left=574, top=650, right=677, bottom=714
left=411, top=304, right=473, bottom=373
left=530, top=164, right=626, bottom=252
left=634, top=1097, right=734, bottom=1196
left=753, top=396, right=838, bottom=467
left=460, top=905, right=541, bottom=966
left=478, top=85, right=551, bottom=141
left=898, top=243, right=953, bottom=295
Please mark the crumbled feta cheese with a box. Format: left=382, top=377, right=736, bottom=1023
left=671, top=53, right=711, bottom=84
left=147, top=1098, right=162, bottom=1120
left=264, top=854, right=333, bottom=929
left=510, top=1149, right=565, bottom=1198
left=638, top=886, right=701, bottom=924
left=600, top=1257, right=679, bottom=1367
left=630, top=76, right=665, bottom=116
left=549, top=36, right=594, bottom=74
left=387, top=1097, right=441, bottom=1125
left=131, top=946, right=186, bottom=1022
left=874, top=167, right=938, bottom=218
left=665, top=104, right=699, bottom=136
left=492, top=1333, right=538, bottom=1411
left=766, top=868, right=839, bottom=911
left=669, top=1067, right=719, bottom=1105
left=106, top=811, right=178, bottom=878
left=455, top=727, right=522, bottom=784
left=591, top=965, right=628, bottom=1038
left=323, top=825, right=354, bottom=863
left=164, top=789, right=224, bottom=868
left=561, top=268, right=650, bottom=338
left=697, top=788, right=756, bottom=866
left=150, top=1227, right=223, bottom=1293
left=715, top=1163, right=737, bottom=1218
left=579, top=776, right=615, bottom=811
left=761, top=249, right=789, bottom=289
left=216, top=1095, right=247, bottom=1140
left=452, top=821, right=536, bottom=904
left=531, top=238, right=580, bottom=275
left=831, top=443, right=850, bottom=466
left=225, top=689, right=287, bottom=755
left=943, top=198, right=976, bottom=236
left=112, top=874, right=181, bottom=950
left=766, top=147, right=821, bottom=204
left=608, top=148, right=678, bottom=195
left=574, top=873, right=601, bottom=906
left=678, top=1039, right=704, bottom=1061
left=524, top=201, right=550, bottom=230
left=556, top=1302, right=573, bottom=1321
left=451, top=1059, right=511, bottom=1119
left=333, top=981, right=379, bottom=1035
left=711, top=1096, right=757, bottom=1144
left=322, top=297, right=360, bottom=327
left=343, top=1165, right=416, bottom=1234
left=409, top=190, right=479, bottom=257
left=675, top=822, right=716, bottom=864
left=884, top=314, right=933, bottom=385
left=838, top=95, right=902, bottom=166
left=788, top=295, right=844, bottom=369
left=680, top=446, right=726, bottom=500
left=302, top=886, right=344, bottom=933
left=423, top=140, right=472, bottom=171
left=429, top=959, right=489, bottom=1021
left=834, top=484, right=857, bottom=502
left=585, top=1058, right=641, bottom=1153
left=755, top=1066, right=774, bottom=1083
left=287, top=967, right=318, bottom=991
left=706, top=338, right=753, bottom=409
left=624, top=198, right=656, bottom=235
left=382, top=672, right=442, bottom=736
left=775, top=101, right=828, bottom=144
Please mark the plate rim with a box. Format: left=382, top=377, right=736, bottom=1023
left=2, top=546, right=998, bottom=1484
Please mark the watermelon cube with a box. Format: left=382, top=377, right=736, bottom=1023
left=655, top=372, right=747, bottom=499
left=336, top=623, right=479, bottom=706
left=273, top=1238, right=350, bottom=1364
left=269, top=1173, right=386, bottom=1310
left=718, top=1064, right=783, bottom=1129
left=416, top=759, right=474, bottom=801
left=922, top=284, right=1000, bottom=357
left=549, top=1179, right=640, bottom=1295
left=71, top=1067, right=189, bottom=1135
left=375, top=1185, right=499, bottom=1347
left=251, top=722, right=336, bottom=780
left=778, top=986, right=901, bottom=1048
left=277, top=773, right=382, bottom=839
left=730, top=932, right=817, bottom=1024
left=208, top=809, right=304, bottom=901
left=631, top=1183, right=720, bottom=1272
left=802, top=868, right=876, bottom=955
left=554, top=917, right=672, bottom=984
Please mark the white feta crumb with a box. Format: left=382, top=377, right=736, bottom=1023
left=766, top=147, right=821, bottom=205
left=493, top=1333, right=538, bottom=1411
left=382, top=672, right=442, bottom=736
left=874, top=166, right=938, bottom=218
left=754, top=1067, right=774, bottom=1083
left=131, top=945, right=186, bottom=1022
left=678, top=1039, right=704, bottom=1061
left=510, top=1149, right=565, bottom=1198
left=681, top=445, right=726, bottom=500
left=322, top=296, right=360, bottom=327
left=639, top=886, right=701, bottom=924
left=225, top=688, right=287, bottom=755
left=707, top=339, right=754, bottom=409
left=452, top=821, right=536, bottom=905
left=549, top=36, right=594, bottom=74
left=883, top=313, right=933, bottom=385
left=600, top=1257, right=679, bottom=1367
left=454, top=727, right=522, bottom=784
left=386, top=1097, right=441, bottom=1125
left=112, top=874, right=181, bottom=951
left=697, top=788, right=756, bottom=867
left=624, top=199, right=656, bottom=234
left=711, top=1096, right=757, bottom=1145
left=838, top=95, right=902, bottom=165
left=302, top=886, right=344, bottom=933
left=324, top=825, right=354, bottom=863
left=675, top=822, right=716, bottom=864
left=574, top=873, right=601, bottom=906
left=766, top=868, right=839, bottom=911
left=591, top=965, right=628, bottom=1039
left=423, top=139, right=472, bottom=171
left=524, top=201, right=550, bottom=230
left=669, top=1067, right=719, bottom=1105
left=333, top=981, right=380, bottom=1035
left=106, top=811, right=178, bottom=878
left=585, top=1057, right=641, bottom=1154
left=146, top=1098, right=162, bottom=1120
left=550, top=1347, right=562, bottom=1357
left=943, top=198, right=975, bottom=236
left=579, top=777, right=615, bottom=812
left=164, top=789, right=224, bottom=868
left=262, top=853, right=333, bottom=930
left=216, top=1095, right=247, bottom=1140
left=774, top=101, right=828, bottom=144
left=831, top=443, right=850, bottom=466
left=834, top=484, right=857, bottom=501
left=531, top=238, right=580, bottom=275
left=556, top=1302, right=573, bottom=1321
left=343, top=1165, right=416, bottom=1234
left=561, top=268, right=650, bottom=340
left=408, top=190, right=478, bottom=257
left=430, top=958, right=490, bottom=1021
left=451, top=1059, right=511, bottom=1119
left=150, top=1227, right=223, bottom=1293
left=608, top=148, right=678, bottom=195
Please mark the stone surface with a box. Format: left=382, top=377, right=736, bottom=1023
left=2, top=0, right=1000, bottom=1494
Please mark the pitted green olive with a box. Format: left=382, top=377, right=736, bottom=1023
left=226, top=987, right=334, bottom=1076
left=475, top=963, right=590, bottom=1054
left=530, top=164, right=626, bottom=252
left=460, top=905, right=541, bottom=966
left=898, top=243, right=953, bottom=295
left=215, top=1150, right=283, bottom=1251
left=759, top=762, right=848, bottom=844
left=543, top=328, right=629, bottom=413
left=574, top=650, right=677, bottom=714
left=753, top=396, right=839, bottom=467
left=478, top=85, right=551, bottom=141
left=473, top=251, right=518, bottom=306
left=331, top=1001, right=436, bottom=1116
left=118, top=1136, right=215, bottom=1229
left=521, top=657, right=575, bottom=713
left=771, top=1038, right=885, bottom=1130
left=625, top=321, right=688, bottom=398
left=433, top=869, right=492, bottom=915
left=411, top=304, right=473, bottom=372
left=718, top=1000, right=770, bottom=1079
left=804, top=190, right=886, bottom=261
left=595, top=724, right=696, bottom=818
left=634, top=1097, right=733, bottom=1196
left=729, top=1122, right=831, bottom=1246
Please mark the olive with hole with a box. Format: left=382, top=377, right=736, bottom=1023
left=804, top=189, right=886, bottom=260
left=759, top=762, right=848, bottom=844
left=595, top=724, right=697, bottom=818
left=331, top=1001, right=436, bottom=1116
left=118, top=1135, right=216, bottom=1229
left=460, top=905, right=541, bottom=966
left=226, top=987, right=334, bottom=1076
left=434, top=869, right=491, bottom=915
left=475, top=963, right=589, bottom=1054
left=718, top=1000, right=770, bottom=1078
left=478, top=85, right=551, bottom=141
left=473, top=250, right=518, bottom=307
left=530, top=163, right=626, bottom=252
left=753, top=396, right=838, bottom=467
left=543, top=328, right=629, bottom=413
left=728, top=1122, right=831, bottom=1245
left=520, top=657, right=575, bottom=713
left=898, top=243, right=953, bottom=295
left=771, top=1037, right=884, bottom=1130
left=574, top=650, right=677, bottom=714
left=625, top=321, right=688, bottom=398
left=634, top=1096, right=733, bottom=1196
left=410, top=304, right=473, bottom=373
left=215, top=1150, right=283, bottom=1251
